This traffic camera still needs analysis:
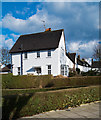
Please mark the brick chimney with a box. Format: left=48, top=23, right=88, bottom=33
left=77, top=55, right=80, bottom=59
left=45, top=28, right=51, bottom=32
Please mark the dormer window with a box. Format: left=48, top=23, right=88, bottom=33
left=48, top=50, right=51, bottom=57
left=24, top=52, right=27, bottom=59
left=37, top=51, right=40, bottom=58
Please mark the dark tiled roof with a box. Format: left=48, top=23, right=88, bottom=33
left=77, top=58, right=91, bottom=67
left=66, top=52, right=76, bottom=64
left=92, top=61, right=101, bottom=68
left=10, top=29, right=63, bottom=53
left=77, top=58, right=83, bottom=66
left=0, top=64, right=11, bottom=72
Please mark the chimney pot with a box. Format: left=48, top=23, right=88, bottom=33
left=77, top=55, right=80, bottom=59
left=45, top=28, right=51, bottom=32
left=92, top=59, right=93, bottom=64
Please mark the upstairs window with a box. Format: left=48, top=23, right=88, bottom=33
left=24, top=52, right=27, bottom=59
left=37, top=51, right=40, bottom=58
left=48, top=65, right=51, bottom=74
left=48, top=50, right=51, bottom=57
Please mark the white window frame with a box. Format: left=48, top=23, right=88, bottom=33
left=47, top=50, right=51, bottom=57
left=37, top=51, right=40, bottom=58
left=48, top=65, right=51, bottom=74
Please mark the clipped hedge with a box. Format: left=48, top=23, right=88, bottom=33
left=2, top=74, right=101, bottom=89
left=2, top=85, right=101, bottom=120
left=2, top=74, right=52, bottom=89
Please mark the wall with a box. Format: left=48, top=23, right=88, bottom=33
left=12, top=48, right=59, bottom=76
left=58, top=31, right=69, bottom=76
left=12, top=53, right=21, bottom=75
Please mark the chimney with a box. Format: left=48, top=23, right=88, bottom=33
left=82, top=58, right=85, bottom=61
left=45, top=28, right=51, bottom=32
left=77, top=55, right=80, bottom=59
left=92, top=59, right=93, bottom=64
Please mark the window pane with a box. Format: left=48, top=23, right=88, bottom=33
left=25, top=52, right=27, bottom=59
left=48, top=70, right=51, bottom=74
left=48, top=65, right=51, bottom=69
left=48, top=50, right=51, bottom=57
left=37, top=51, right=40, bottom=58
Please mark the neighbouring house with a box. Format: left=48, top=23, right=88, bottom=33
left=91, top=59, right=101, bottom=72
left=66, top=52, right=76, bottom=71
left=0, top=64, right=11, bottom=74
left=76, top=55, right=91, bottom=72
left=10, top=28, right=71, bottom=76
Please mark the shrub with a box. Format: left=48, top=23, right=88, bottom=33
left=69, top=71, right=76, bottom=77
left=2, top=74, right=101, bottom=89
left=76, top=68, right=80, bottom=74
left=81, top=70, right=99, bottom=76
left=2, top=86, right=101, bottom=120
left=2, top=74, right=52, bottom=89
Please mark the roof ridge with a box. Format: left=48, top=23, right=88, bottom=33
left=20, top=29, right=64, bottom=37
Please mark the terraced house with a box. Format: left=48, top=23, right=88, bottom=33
left=10, top=28, right=76, bottom=76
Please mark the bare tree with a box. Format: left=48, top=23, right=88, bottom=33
left=0, top=47, right=11, bottom=65
left=93, top=43, right=101, bottom=61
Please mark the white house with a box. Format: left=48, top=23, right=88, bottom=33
left=10, top=28, right=70, bottom=76
left=76, top=55, right=91, bottom=72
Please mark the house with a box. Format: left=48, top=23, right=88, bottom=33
left=0, top=64, right=11, bottom=74
left=76, top=55, right=91, bottom=72
left=10, top=28, right=70, bottom=76
left=91, top=59, right=101, bottom=72
left=66, top=52, right=76, bottom=71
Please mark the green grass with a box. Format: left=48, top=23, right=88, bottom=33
left=2, top=85, right=101, bottom=120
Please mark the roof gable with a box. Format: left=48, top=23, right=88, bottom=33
left=10, top=29, right=63, bottom=53
left=66, top=52, right=76, bottom=64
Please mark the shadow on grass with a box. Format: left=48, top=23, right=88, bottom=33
left=2, top=93, right=34, bottom=120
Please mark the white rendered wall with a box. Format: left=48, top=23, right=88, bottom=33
left=12, top=53, right=21, bottom=75
left=58, top=31, right=69, bottom=76
left=22, top=48, right=59, bottom=76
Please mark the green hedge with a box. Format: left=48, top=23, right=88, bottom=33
left=2, top=74, right=101, bottom=89
left=2, top=86, right=101, bottom=120
left=2, top=74, right=52, bottom=89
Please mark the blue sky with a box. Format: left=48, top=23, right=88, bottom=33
left=1, top=1, right=100, bottom=59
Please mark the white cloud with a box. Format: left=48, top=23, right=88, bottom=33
left=2, top=8, right=61, bottom=34
left=68, top=40, right=98, bottom=58
left=0, top=34, right=14, bottom=49
left=5, top=39, right=14, bottom=49
left=10, top=33, right=20, bottom=40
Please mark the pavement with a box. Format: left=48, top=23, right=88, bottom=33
left=18, top=101, right=101, bottom=120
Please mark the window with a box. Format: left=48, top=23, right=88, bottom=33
left=18, top=67, right=20, bottom=75
left=48, top=65, right=51, bottom=74
left=65, top=66, right=67, bottom=75
left=48, top=50, right=51, bottom=57
left=24, top=52, right=27, bottom=59
left=37, top=51, right=40, bottom=58
left=61, top=65, right=64, bottom=75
